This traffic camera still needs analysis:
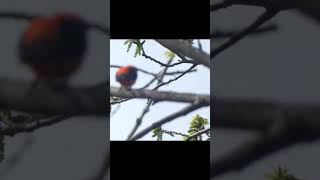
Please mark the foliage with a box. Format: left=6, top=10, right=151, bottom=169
left=124, top=39, right=145, bottom=57
left=0, top=110, right=34, bottom=162
left=184, top=114, right=209, bottom=141
left=265, top=167, right=301, bottom=180
left=152, top=127, right=163, bottom=141
left=152, top=114, right=209, bottom=141
left=164, top=50, right=176, bottom=61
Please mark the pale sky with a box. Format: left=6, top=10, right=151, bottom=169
left=110, top=39, right=210, bottom=141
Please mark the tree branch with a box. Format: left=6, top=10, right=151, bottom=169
left=155, top=39, right=211, bottom=68
left=129, top=100, right=207, bottom=141
left=210, top=0, right=293, bottom=12
left=110, top=86, right=210, bottom=105
left=0, top=11, right=110, bottom=35
left=213, top=97, right=320, bottom=177
left=211, top=10, right=278, bottom=60
left=126, top=59, right=174, bottom=140
left=0, top=115, right=74, bottom=136
left=0, top=78, right=107, bottom=115
left=211, top=24, right=278, bottom=39
left=214, top=97, right=282, bottom=131
left=186, top=128, right=210, bottom=141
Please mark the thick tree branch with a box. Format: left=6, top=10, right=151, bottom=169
left=210, top=0, right=293, bottom=12
left=0, top=78, right=107, bottom=115
left=294, top=0, right=320, bottom=23
left=111, top=86, right=210, bottom=105
left=214, top=97, right=320, bottom=132
left=155, top=39, right=211, bottom=68
left=214, top=97, right=282, bottom=131
left=213, top=97, right=320, bottom=177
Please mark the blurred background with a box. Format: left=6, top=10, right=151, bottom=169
left=212, top=0, right=320, bottom=179
left=0, top=0, right=109, bottom=179
left=110, top=39, right=210, bottom=141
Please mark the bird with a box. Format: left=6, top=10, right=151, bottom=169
left=18, top=12, right=88, bottom=89
left=116, top=65, right=138, bottom=89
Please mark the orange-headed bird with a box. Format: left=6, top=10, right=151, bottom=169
left=19, top=12, right=88, bottom=87
left=116, top=65, right=138, bottom=89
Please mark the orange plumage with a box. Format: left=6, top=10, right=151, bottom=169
left=116, top=65, right=138, bottom=88
left=19, top=12, right=88, bottom=81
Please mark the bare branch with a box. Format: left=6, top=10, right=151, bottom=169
left=110, top=65, right=196, bottom=78
left=126, top=59, right=174, bottom=140
left=211, top=24, right=278, bottom=39
left=154, top=65, right=198, bottom=90
left=0, top=12, right=36, bottom=20
left=213, top=97, right=320, bottom=177
left=0, top=115, right=74, bottom=136
left=295, top=0, right=320, bottom=23
left=141, top=48, right=194, bottom=67
left=110, top=86, right=210, bottom=105
left=214, top=98, right=281, bottom=131
left=210, top=0, right=293, bottom=12
left=211, top=10, right=278, bottom=60
left=155, top=39, right=211, bottom=68
left=211, top=119, right=317, bottom=178
left=129, top=101, right=207, bottom=141
left=0, top=11, right=110, bottom=35
left=0, top=78, right=107, bottom=115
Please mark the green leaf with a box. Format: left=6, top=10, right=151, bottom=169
left=265, top=167, right=301, bottom=180
left=164, top=50, right=176, bottom=61
left=152, top=127, right=163, bottom=141
left=125, top=39, right=133, bottom=52
left=188, top=114, right=208, bottom=135
left=124, top=39, right=144, bottom=58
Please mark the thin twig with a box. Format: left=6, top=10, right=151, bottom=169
left=0, top=12, right=110, bottom=35
left=0, top=114, right=74, bottom=136
left=162, top=129, right=189, bottom=137
left=126, top=59, right=174, bottom=139
left=153, top=64, right=198, bottom=90
left=0, top=12, right=36, bottom=20
left=141, top=48, right=193, bottom=67
left=211, top=10, right=278, bottom=60
left=129, top=100, right=207, bottom=141
left=211, top=24, right=278, bottom=39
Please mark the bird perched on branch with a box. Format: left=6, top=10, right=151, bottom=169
left=19, top=12, right=88, bottom=89
left=116, top=65, right=138, bottom=89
